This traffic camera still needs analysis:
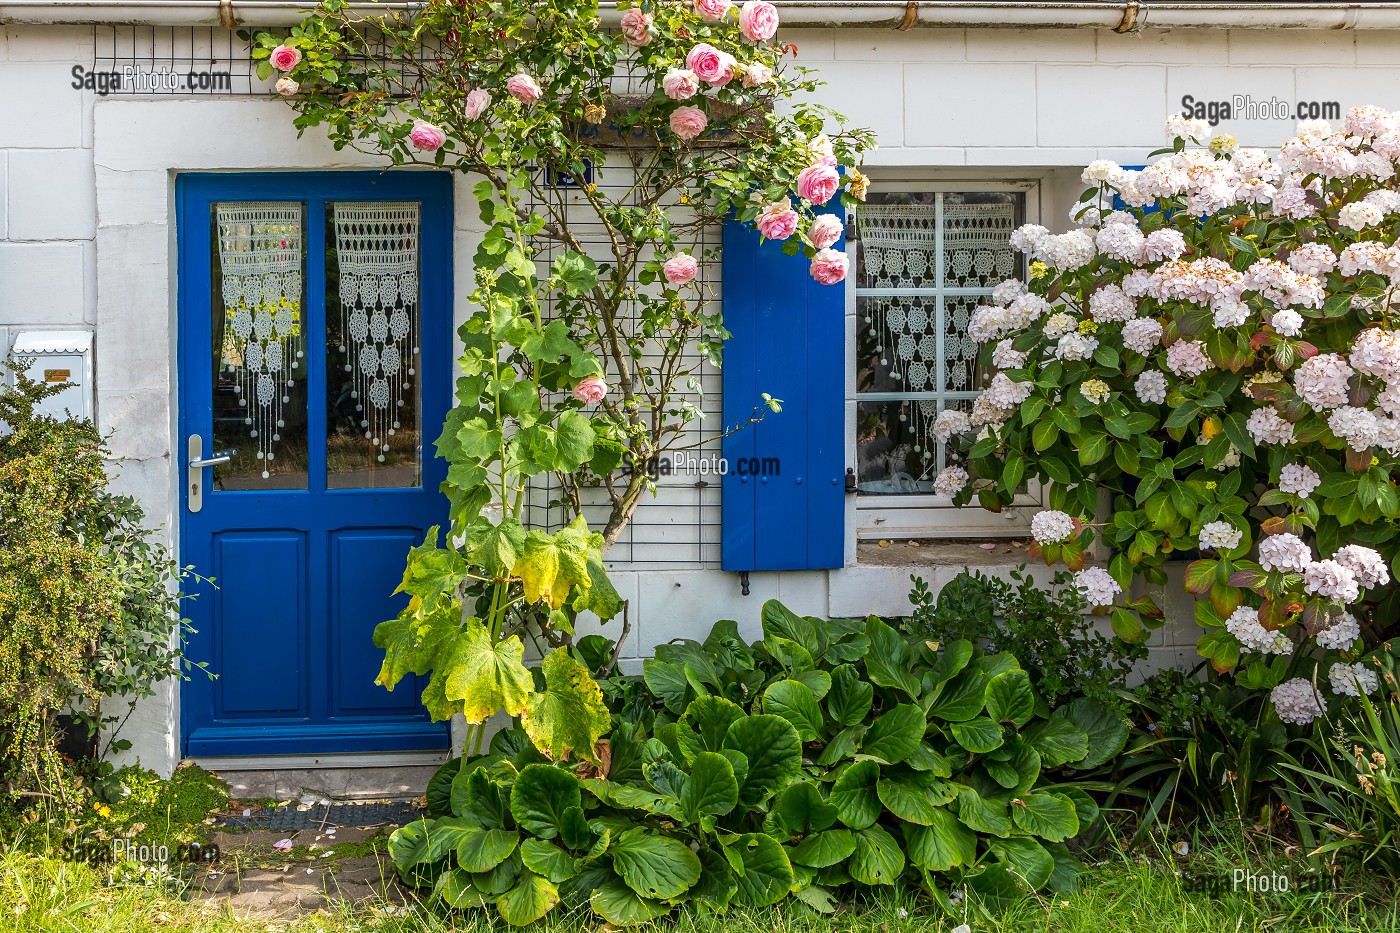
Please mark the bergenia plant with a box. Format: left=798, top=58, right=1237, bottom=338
left=942, top=107, right=1400, bottom=726
left=250, top=0, right=874, bottom=758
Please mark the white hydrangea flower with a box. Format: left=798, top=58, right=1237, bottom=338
left=1328, top=406, right=1381, bottom=452
left=1213, top=301, right=1250, bottom=328
left=1095, top=223, right=1146, bottom=263
left=1332, top=544, right=1390, bottom=589
left=1199, top=520, right=1243, bottom=551
left=932, top=408, right=972, bottom=443
left=991, top=340, right=1028, bottom=370
left=1278, top=463, right=1321, bottom=498
left=1246, top=407, right=1296, bottom=446
left=1043, top=312, right=1078, bottom=340
left=1272, top=677, right=1327, bottom=726
left=1349, top=328, right=1400, bottom=382
left=933, top=466, right=969, bottom=497
left=1165, top=340, right=1212, bottom=378
left=1074, top=567, right=1121, bottom=607
left=1082, top=159, right=1122, bottom=185
left=1257, top=533, right=1312, bottom=573
left=1214, top=443, right=1241, bottom=471
left=1329, top=661, right=1379, bottom=697
left=992, top=278, right=1027, bottom=306
left=1314, top=612, right=1361, bottom=650
left=1055, top=333, right=1099, bottom=362
left=1042, top=229, right=1098, bottom=271
left=1122, top=318, right=1164, bottom=356
left=1009, top=223, right=1050, bottom=255
left=1135, top=370, right=1168, bottom=405
left=1304, top=559, right=1361, bottom=602
left=1070, top=203, right=1102, bottom=227
left=1088, top=285, right=1137, bottom=323
left=1287, top=243, right=1338, bottom=277
left=1339, top=201, right=1386, bottom=232
left=983, top=372, right=1033, bottom=410
left=1167, top=112, right=1212, bottom=144
left=1271, top=309, right=1304, bottom=337
left=1225, top=606, right=1293, bottom=655
left=1141, top=229, right=1187, bottom=262
left=1031, top=509, right=1076, bottom=544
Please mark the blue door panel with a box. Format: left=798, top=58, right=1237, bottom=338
left=178, top=171, right=453, bottom=757
left=214, top=532, right=307, bottom=717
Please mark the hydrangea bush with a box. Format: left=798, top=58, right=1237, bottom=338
left=941, top=107, right=1400, bottom=726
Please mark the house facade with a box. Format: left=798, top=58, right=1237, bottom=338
left=4, top=2, right=1400, bottom=777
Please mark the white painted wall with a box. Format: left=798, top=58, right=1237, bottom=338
left=4, top=22, right=1400, bottom=774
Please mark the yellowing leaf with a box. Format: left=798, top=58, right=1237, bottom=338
left=442, top=618, right=535, bottom=723
left=516, top=517, right=595, bottom=610
left=372, top=601, right=459, bottom=691
left=522, top=649, right=612, bottom=763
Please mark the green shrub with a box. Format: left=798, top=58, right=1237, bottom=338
left=907, top=568, right=1143, bottom=711
left=393, top=601, right=1129, bottom=926
left=0, top=368, right=197, bottom=795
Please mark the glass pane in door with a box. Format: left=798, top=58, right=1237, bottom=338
left=326, top=202, right=423, bottom=489
left=210, top=202, right=309, bottom=490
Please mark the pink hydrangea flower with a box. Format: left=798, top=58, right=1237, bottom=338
left=572, top=376, right=608, bottom=405
left=506, top=73, right=542, bottom=104
left=270, top=44, right=301, bottom=72
left=694, top=0, right=732, bottom=21
left=408, top=120, right=447, bottom=152
left=810, top=248, right=849, bottom=285
left=464, top=88, right=492, bottom=120
left=662, top=68, right=700, bottom=101
left=662, top=254, right=699, bottom=285
left=755, top=200, right=798, bottom=240
left=669, top=105, right=708, bottom=140
left=738, top=0, right=780, bottom=40
left=620, top=7, right=653, bottom=46
left=686, top=43, right=736, bottom=86
left=796, top=163, right=840, bottom=205
left=810, top=214, right=843, bottom=250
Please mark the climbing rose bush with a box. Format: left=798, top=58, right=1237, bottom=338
left=943, top=108, right=1400, bottom=723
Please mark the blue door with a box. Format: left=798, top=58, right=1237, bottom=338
left=177, top=172, right=453, bottom=757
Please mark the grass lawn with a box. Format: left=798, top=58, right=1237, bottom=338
left=4, top=824, right=1399, bottom=933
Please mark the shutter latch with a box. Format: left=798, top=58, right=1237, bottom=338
left=739, top=571, right=751, bottom=596
left=845, top=468, right=857, bottom=494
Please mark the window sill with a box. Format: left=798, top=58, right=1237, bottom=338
left=855, top=539, right=1034, bottom=567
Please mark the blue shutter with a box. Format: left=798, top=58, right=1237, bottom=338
left=720, top=213, right=846, bottom=572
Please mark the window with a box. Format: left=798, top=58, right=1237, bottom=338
left=852, top=184, right=1041, bottom=538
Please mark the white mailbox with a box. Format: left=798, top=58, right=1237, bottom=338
left=9, top=330, right=95, bottom=422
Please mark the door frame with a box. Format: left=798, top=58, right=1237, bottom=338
left=175, top=170, right=455, bottom=758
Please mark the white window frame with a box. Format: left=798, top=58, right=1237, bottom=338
left=847, top=176, right=1045, bottom=541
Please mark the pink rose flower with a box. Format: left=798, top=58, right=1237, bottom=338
left=755, top=200, right=798, bottom=240
left=269, top=44, right=301, bottom=72
left=796, top=162, right=840, bottom=205
left=741, top=62, right=772, bottom=88
left=572, top=376, right=608, bottom=405
left=670, top=105, right=708, bottom=141
left=506, top=73, right=542, bottom=104
left=464, top=88, right=492, bottom=120
left=686, top=43, right=736, bottom=87
left=274, top=76, right=299, bottom=97
left=663, top=254, right=699, bottom=285
left=810, top=214, right=843, bottom=250
left=694, top=0, right=732, bottom=21
left=409, top=120, right=447, bottom=152
left=663, top=68, right=700, bottom=101
left=810, top=248, right=849, bottom=285
left=620, top=7, right=653, bottom=46
left=738, top=0, right=780, bottom=41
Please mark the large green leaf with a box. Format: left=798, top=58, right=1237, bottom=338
left=676, top=695, right=744, bottom=761
left=1011, top=792, right=1080, bottom=842
left=829, top=759, right=881, bottom=830
left=849, top=825, right=904, bottom=885
left=763, top=680, right=824, bottom=741
left=678, top=751, right=739, bottom=824
left=441, top=619, right=534, bottom=723
left=609, top=828, right=702, bottom=900
left=788, top=828, right=856, bottom=868
left=876, top=768, right=958, bottom=825
left=985, top=670, right=1036, bottom=728
left=373, top=604, right=458, bottom=691
left=861, top=704, right=926, bottom=764
left=456, top=767, right=507, bottom=828
left=456, top=826, right=521, bottom=872
left=521, top=648, right=611, bottom=763
left=590, top=879, right=665, bottom=926
left=792, top=668, right=833, bottom=700
left=957, top=787, right=1012, bottom=837
left=642, top=659, right=693, bottom=714
left=515, top=519, right=592, bottom=609
left=724, top=714, right=803, bottom=805
left=816, top=724, right=865, bottom=766
left=761, top=600, right=822, bottom=657
left=519, top=839, right=579, bottom=883
left=773, top=782, right=838, bottom=835
left=923, top=638, right=975, bottom=691
left=388, top=818, right=437, bottom=868
left=425, top=757, right=460, bottom=818
left=1023, top=718, right=1090, bottom=768
left=825, top=664, right=874, bottom=726
left=509, top=765, right=581, bottom=840
left=990, top=836, right=1054, bottom=889
left=924, top=669, right=990, bottom=722
left=1051, top=698, right=1129, bottom=769
left=435, top=868, right=487, bottom=908
left=691, top=846, right=739, bottom=911
left=863, top=617, right=921, bottom=697
left=496, top=871, right=559, bottom=926
left=904, top=808, right=978, bottom=871
left=728, top=833, right=795, bottom=907
left=951, top=716, right=1005, bottom=754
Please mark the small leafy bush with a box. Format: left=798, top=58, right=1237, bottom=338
left=908, top=568, right=1143, bottom=711
left=393, top=602, right=1129, bottom=925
